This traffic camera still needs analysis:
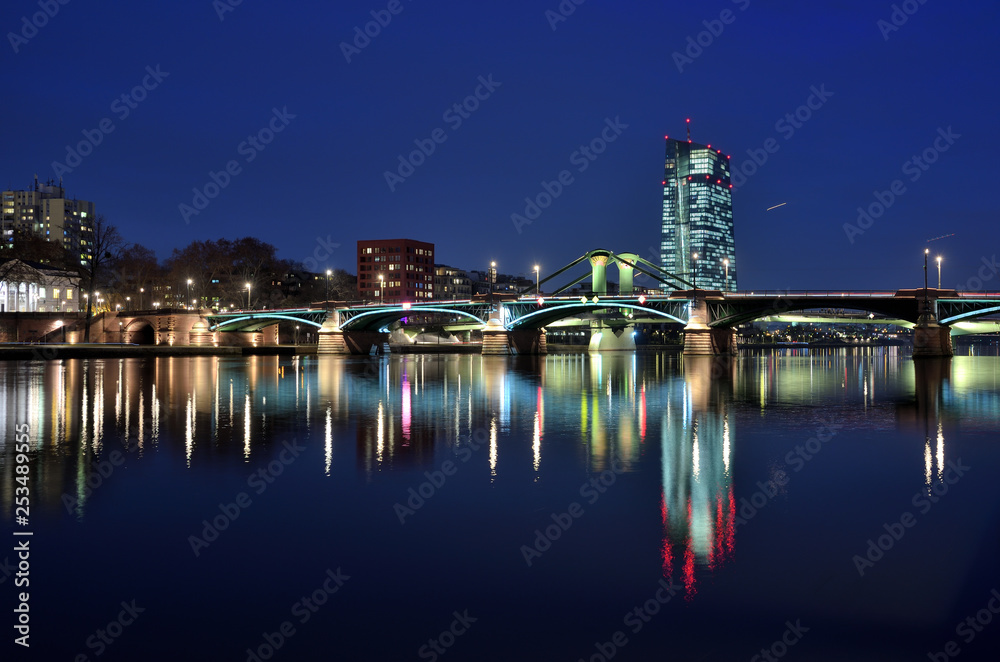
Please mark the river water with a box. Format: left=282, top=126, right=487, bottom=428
left=1, top=349, right=999, bottom=660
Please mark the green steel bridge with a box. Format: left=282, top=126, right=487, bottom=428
left=201, top=249, right=1000, bottom=356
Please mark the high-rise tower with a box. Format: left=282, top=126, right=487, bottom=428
left=660, top=136, right=737, bottom=291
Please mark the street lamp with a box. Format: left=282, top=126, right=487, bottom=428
left=245, top=282, right=252, bottom=308
left=723, top=258, right=730, bottom=291
left=378, top=274, right=384, bottom=304
left=923, top=248, right=929, bottom=303
left=187, top=278, right=193, bottom=309
left=533, top=264, right=540, bottom=295
left=489, top=261, right=497, bottom=304
left=139, top=287, right=144, bottom=309
left=692, top=252, right=699, bottom=289
left=325, top=269, right=332, bottom=302
left=936, top=256, right=942, bottom=289
left=126, top=296, right=131, bottom=311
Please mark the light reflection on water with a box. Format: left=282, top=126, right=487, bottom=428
left=3, top=351, right=995, bottom=553
left=1, top=349, right=999, bottom=658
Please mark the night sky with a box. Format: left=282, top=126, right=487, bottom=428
left=3, top=0, right=997, bottom=290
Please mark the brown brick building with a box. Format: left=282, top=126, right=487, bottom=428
left=356, top=238, right=434, bottom=303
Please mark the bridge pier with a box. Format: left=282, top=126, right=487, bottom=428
left=481, top=321, right=547, bottom=355
left=683, top=297, right=736, bottom=356
left=318, top=329, right=351, bottom=354
left=912, top=300, right=953, bottom=358
left=588, top=322, right=635, bottom=351
left=482, top=321, right=511, bottom=355
left=189, top=320, right=215, bottom=347
left=318, top=329, right=389, bottom=354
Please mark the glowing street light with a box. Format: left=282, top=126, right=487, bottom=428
left=378, top=274, right=384, bottom=304
left=139, top=287, right=144, bottom=309
left=126, top=296, right=131, bottom=311
left=936, top=255, right=942, bottom=289
left=245, top=282, right=252, bottom=309
left=187, top=278, right=193, bottom=308
left=723, top=258, right=730, bottom=291
left=692, top=252, right=699, bottom=289
left=489, top=261, right=497, bottom=305
left=533, top=264, right=540, bottom=295
left=325, top=269, right=332, bottom=302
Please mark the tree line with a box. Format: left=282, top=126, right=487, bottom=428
left=3, top=217, right=357, bottom=339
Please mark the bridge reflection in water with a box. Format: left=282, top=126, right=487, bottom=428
left=3, top=350, right=999, bottom=587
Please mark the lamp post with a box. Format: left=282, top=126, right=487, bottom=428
left=378, top=274, right=384, bottom=304
left=534, top=264, right=539, bottom=295
left=923, top=248, right=929, bottom=304
left=187, top=278, right=193, bottom=309
left=126, top=296, right=131, bottom=311
left=489, top=261, right=497, bottom=304
left=723, top=258, right=730, bottom=292
left=139, top=287, right=144, bottom=309
left=692, top=252, right=699, bottom=289
left=325, top=269, right=332, bottom=302
left=936, top=256, right=942, bottom=289
left=245, top=282, right=252, bottom=309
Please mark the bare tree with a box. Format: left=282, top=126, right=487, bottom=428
left=81, top=216, right=125, bottom=342
left=117, top=243, right=161, bottom=308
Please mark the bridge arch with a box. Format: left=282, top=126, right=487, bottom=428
left=938, top=304, right=1000, bottom=325
left=208, top=311, right=327, bottom=332
left=340, top=306, right=488, bottom=332
left=507, top=301, right=687, bottom=330
left=123, top=317, right=158, bottom=345
left=708, top=297, right=921, bottom=327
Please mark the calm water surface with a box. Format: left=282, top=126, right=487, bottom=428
left=2, top=349, right=999, bottom=661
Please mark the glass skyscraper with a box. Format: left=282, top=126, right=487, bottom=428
left=660, top=138, right=737, bottom=291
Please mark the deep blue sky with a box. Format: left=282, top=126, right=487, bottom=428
left=3, top=0, right=997, bottom=290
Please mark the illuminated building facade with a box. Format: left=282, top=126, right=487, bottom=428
left=357, top=238, right=434, bottom=303
left=2, top=178, right=95, bottom=266
left=660, top=138, right=737, bottom=291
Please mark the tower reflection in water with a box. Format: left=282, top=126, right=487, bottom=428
left=661, top=357, right=735, bottom=600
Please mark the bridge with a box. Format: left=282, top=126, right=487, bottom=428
left=7, top=250, right=997, bottom=356
left=205, top=249, right=998, bottom=358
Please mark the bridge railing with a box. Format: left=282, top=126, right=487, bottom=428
left=513, top=291, right=902, bottom=300
left=724, top=290, right=899, bottom=297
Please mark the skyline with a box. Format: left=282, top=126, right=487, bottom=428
left=3, top=1, right=997, bottom=291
